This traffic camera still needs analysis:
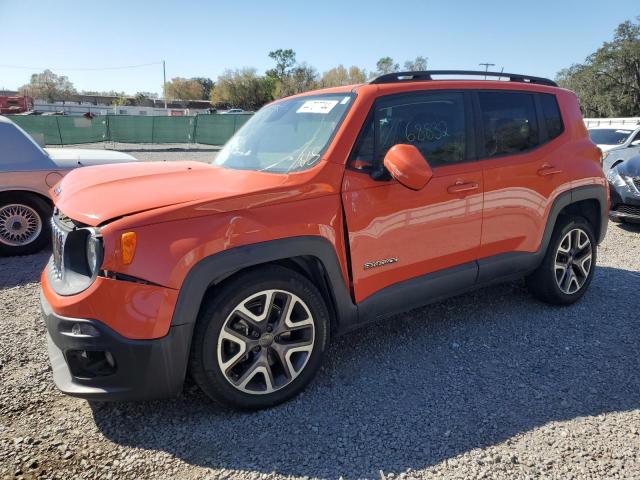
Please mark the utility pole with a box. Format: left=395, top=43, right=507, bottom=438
left=162, top=60, right=167, bottom=109
left=479, top=62, right=495, bottom=79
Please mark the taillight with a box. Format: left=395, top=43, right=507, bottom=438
left=599, top=149, right=609, bottom=167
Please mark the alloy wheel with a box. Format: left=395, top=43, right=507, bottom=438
left=217, top=289, right=315, bottom=394
left=554, top=228, right=592, bottom=295
left=0, top=204, right=42, bottom=247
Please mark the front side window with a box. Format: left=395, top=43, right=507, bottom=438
left=215, top=93, right=354, bottom=173
left=350, top=91, right=467, bottom=169
left=479, top=92, right=539, bottom=158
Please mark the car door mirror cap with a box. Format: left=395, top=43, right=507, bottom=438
left=630, top=139, right=640, bottom=147
left=383, top=144, right=433, bottom=190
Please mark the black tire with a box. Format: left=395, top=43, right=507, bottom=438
left=526, top=216, right=597, bottom=305
left=0, top=192, right=52, bottom=257
left=189, top=265, right=330, bottom=410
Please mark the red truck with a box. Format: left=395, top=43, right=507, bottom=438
left=0, top=95, right=33, bottom=114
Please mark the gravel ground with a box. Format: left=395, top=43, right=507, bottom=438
left=1, top=211, right=639, bottom=476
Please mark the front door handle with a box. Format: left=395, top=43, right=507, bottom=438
left=537, top=164, right=562, bottom=176
left=447, top=181, right=479, bottom=194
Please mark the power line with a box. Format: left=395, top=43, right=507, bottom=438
left=0, top=61, right=163, bottom=72
left=479, top=62, right=495, bottom=80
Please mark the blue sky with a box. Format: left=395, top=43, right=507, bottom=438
left=0, top=0, right=637, bottom=95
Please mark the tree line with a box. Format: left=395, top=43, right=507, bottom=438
left=17, top=17, right=640, bottom=116
left=556, top=17, right=639, bottom=117
left=17, top=53, right=429, bottom=111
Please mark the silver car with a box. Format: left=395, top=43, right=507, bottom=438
left=0, top=116, right=137, bottom=256
left=587, top=124, right=640, bottom=171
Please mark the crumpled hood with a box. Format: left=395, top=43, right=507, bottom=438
left=617, top=154, right=640, bottom=177
left=45, top=147, right=138, bottom=168
left=52, top=161, right=290, bottom=226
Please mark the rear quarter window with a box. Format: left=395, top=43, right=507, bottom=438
left=540, top=93, right=564, bottom=140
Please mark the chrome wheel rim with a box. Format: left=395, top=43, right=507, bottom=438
left=0, top=204, right=42, bottom=247
left=554, top=228, right=592, bottom=295
left=217, top=289, right=315, bottom=395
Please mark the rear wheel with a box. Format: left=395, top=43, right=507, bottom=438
left=189, top=266, right=330, bottom=409
left=526, top=216, right=596, bottom=305
left=0, top=193, right=51, bottom=256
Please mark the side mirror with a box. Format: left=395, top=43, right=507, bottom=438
left=383, top=144, right=433, bottom=190
left=630, top=139, right=640, bottom=147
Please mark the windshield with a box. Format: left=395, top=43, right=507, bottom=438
left=588, top=128, right=633, bottom=145
left=214, top=93, right=354, bottom=173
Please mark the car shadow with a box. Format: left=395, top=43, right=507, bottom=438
left=0, top=250, right=50, bottom=288
left=91, top=265, right=640, bottom=478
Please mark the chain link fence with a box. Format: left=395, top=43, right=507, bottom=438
left=7, top=114, right=252, bottom=146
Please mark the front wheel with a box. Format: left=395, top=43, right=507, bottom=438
left=0, top=193, right=51, bottom=256
left=189, top=266, right=330, bottom=409
left=526, top=216, right=596, bottom=305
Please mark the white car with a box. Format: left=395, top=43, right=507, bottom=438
left=0, top=115, right=138, bottom=256
left=220, top=108, right=246, bottom=114
left=587, top=124, right=640, bottom=171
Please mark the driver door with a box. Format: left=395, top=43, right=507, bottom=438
left=342, top=90, right=483, bottom=308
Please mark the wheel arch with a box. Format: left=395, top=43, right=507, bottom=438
left=542, top=185, right=608, bottom=260
left=170, top=236, right=357, bottom=336
left=0, top=189, right=53, bottom=208
left=557, top=198, right=601, bottom=240
left=610, top=159, right=624, bottom=169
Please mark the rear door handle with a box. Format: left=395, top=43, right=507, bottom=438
left=447, top=181, right=479, bottom=194
left=537, top=164, right=562, bottom=176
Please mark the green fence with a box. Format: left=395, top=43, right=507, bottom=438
left=8, top=114, right=252, bottom=146
left=194, top=114, right=250, bottom=145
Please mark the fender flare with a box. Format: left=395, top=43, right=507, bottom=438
left=541, top=185, right=608, bottom=255
left=170, top=236, right=357, bottom=332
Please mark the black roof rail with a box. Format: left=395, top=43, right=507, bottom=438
left=369, top=70, right=558, bottom=87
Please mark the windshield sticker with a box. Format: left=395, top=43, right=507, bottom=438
left=615, top=130, right=632, bottom=134
left=340, top=96, right=351, bottom=105
left=297, top=100, right=339, bottom=114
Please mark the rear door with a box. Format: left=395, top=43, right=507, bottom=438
left=475, top=90, right=569, bottom=280
left=342, top=90, right=483, bottom=304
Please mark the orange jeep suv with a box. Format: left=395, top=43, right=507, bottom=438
left=40, top=71, right=608, bottom=409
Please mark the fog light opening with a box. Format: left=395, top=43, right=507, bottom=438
left=66, top=350, right=117, bottom=378
left=69, top=323, right=100, bottom=338
left=105, top=351, right=116, bottom=368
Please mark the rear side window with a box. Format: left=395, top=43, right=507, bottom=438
left=540, top=93, right=563, bottom=140
left=0, top=123, right=52, bottom=170
left=351, top=91, right=467, bottom=169
left=478, top=92, right=539, bottom=158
